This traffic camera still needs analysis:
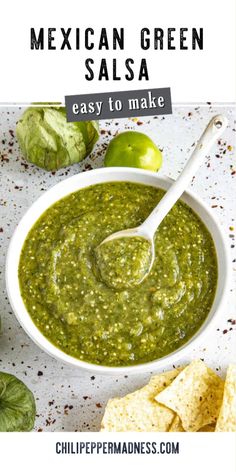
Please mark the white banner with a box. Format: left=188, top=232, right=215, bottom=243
left=0, top=0, right=235, bottom=103
left=0, top=432, right=235, bottom=472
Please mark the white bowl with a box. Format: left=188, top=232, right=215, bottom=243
left=6, top=168, right=230, bottom=374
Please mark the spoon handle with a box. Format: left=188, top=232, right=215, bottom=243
left=141, top=114, right=228, bottom=238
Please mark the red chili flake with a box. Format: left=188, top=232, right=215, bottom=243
left=223, top=329, right=228, bottom=334
left=0, top=228, right=3, bottom=232
left=96, top=403, right=102, bottom=408
left=21, top=162, right=29, bottom=170
left=228, top=319, right=236, bottom=325
left=211, top=205, right=218, bottom=208
left=136, top=121, right=143, bottom=126
left=84, top=164, right=93, bottom=171
left=1, top=154, right=9, bottom=162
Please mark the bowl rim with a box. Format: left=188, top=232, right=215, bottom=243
left=5, top=167, right=231, bottom=374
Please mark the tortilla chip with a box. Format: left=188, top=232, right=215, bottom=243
left=169, top=416, right=216, bottom=432
left=198, top=424, right=216, bottom=432
left=168, top=415, right=185, bottom=432
left=101, top=368, right=181, bottom=432
left=215, top=364, right=236, bottom=432
left=155, top=359, right=224, bottom=432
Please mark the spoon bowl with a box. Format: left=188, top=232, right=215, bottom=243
left=97, top=226, right=155, bottom=288
left=98, top=227, right=155, bottom=285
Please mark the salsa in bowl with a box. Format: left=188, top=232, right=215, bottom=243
left=6, top=168, right=229, bottom=373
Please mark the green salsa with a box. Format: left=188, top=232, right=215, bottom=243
left=19, top=182, right=218, bottom=366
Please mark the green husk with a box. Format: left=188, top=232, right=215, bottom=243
left=0, top=372, right=36, bottom=432
left=16, top=107, right=99, bottom=171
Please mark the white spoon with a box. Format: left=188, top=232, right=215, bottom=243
left=99, top=114, right=228, bottom=284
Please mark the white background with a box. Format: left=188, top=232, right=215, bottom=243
left=0, top=1, right=236, bottom=468
left=0, top=0, right=235, bottom=103
left=0, top=432, right=235, bottom=472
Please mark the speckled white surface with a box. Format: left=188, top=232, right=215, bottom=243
left=0, top=105, right=236, bottom=431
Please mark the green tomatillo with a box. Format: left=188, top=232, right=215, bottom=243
left=104, top=131, right=162, bottom=171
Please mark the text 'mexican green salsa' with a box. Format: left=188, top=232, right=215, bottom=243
left=19, top=182, right=217, bottom=366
